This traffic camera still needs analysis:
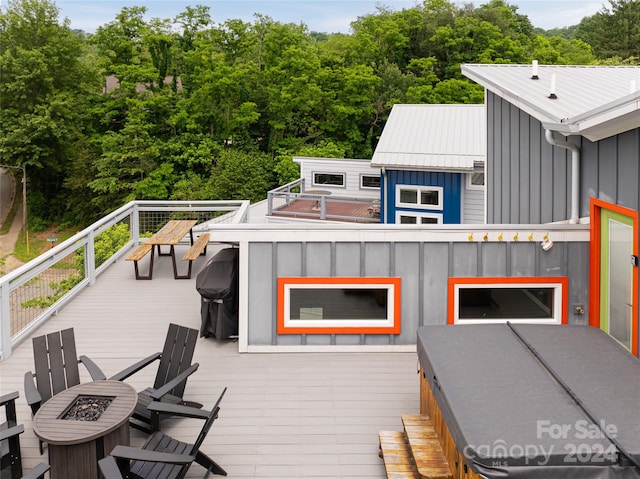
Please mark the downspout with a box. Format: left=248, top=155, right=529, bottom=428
left=381, top=167, right=387, bottom=224
left=544, top=129, right=580, bottom=224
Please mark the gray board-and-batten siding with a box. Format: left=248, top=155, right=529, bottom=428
left=487, top=91, right=640, bottom=224
left=245, top=239, right=590, bottom=348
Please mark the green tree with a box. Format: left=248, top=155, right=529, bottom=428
left=210, top=149, right=274, bottom=202
left=575, top=0, right=640, bottom=60
left=145, top=17, right=174, bottom=88
left=0, top=0, right=99, bottom=223
left=472, top=0, right=535, bottom=39
left=91, top=6, right=148, bottom=70
left=89, top=92, right=163, bottom=209
left=529, top=35, right=594, bottom=64
left=430, top=16, right=526, bottom=78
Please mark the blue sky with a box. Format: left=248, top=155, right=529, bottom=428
left=51, top=0, right=603, bottom=34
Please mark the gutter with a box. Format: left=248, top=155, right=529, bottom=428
left=381, top=167, right=387, bottom=224
left=544, top=129, right=580, bottom=224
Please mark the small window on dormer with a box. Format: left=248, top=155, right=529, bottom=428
left=313, top=172, right=345, bottom=187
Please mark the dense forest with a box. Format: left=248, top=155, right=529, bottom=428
left=1, top=0, right=640, bottom=228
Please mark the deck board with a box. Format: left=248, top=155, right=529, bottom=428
left=0, top=244, right=419, bottom=478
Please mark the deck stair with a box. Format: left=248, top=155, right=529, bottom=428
left=379, top=414, right=452, bottom=479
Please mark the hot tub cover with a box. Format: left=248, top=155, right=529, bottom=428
left=417, top=324, right=640, bottom=479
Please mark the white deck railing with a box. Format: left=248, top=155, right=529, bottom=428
left=0, top=200, right=249, bottom=359
left=267, top=178, right=379, bottom=222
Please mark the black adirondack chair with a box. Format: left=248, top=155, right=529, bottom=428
left=23, top=328, right=106, bottom=453
left=98, top=388, right=228, bottom=479
left=109, top=323, right=201, bottom=433
left=18, top=463, right=50, bottom=479
left=1, top=391, right=22, bottom=479
left=0, top=390, right=50, bottom=479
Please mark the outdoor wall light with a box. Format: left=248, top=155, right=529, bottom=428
left=541, top=233, right=554, bottom=251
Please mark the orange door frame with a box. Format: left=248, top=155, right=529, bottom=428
left=589, top=197, right=639, bottom=356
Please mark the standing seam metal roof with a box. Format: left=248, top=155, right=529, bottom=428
left=461, top=64, right=640, bottom=141
left=371, top=104, right=486, bottom=171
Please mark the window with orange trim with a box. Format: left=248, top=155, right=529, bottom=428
left=277, top=277, right=401, bottom=334
left=448, top=277, right=568, bottom=325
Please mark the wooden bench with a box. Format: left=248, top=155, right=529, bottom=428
left=379, top=414, right=452, bottom=479
left=176, top=233, right=210, bottom=280
left=126, top=243, right=154, bottom=280
left=379, top=430, right=419, bottom=479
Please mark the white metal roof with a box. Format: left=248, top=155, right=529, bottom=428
left=371, top=104, right=486, bottom=172
left=293, top=156, right=371, bottom=164
left=462, top=63, right=640, bottom=141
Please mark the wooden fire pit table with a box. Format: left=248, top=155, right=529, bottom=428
left=33, top=380, right=137, bottom=479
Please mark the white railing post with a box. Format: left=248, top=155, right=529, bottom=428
left=86, top=231, right=96, bottom=285
left=131, top=203, right=140, bottom=243
left=0, top=281, right=11, bottom=360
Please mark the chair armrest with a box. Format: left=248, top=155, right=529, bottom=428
left=0, top=390, right=19, bottom=406
left=98, top=456, right=124, bottom=479
left=111, top=445, right=195, bottom=465
left=108, top=352, right=161, bottom=381
left=79, top=355, right=107, bottom=381
left=0, top=424, right=24, bottom=441
left=23, top=371, right=42, bottom=414
left=20, top=463, right=50, bottom=479
left=147, top=363, right=199, bottom=400
left=147, top=401, right=210, bottom=420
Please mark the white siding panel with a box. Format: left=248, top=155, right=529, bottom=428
left=463, top=187, right=485, bottom=224
left=294, top=157, right=380, bottom=199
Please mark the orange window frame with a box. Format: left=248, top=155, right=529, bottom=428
left=447, top=276, right=569, bottom=325
left=589, top=198, right=639, bottom=356
left=277, top=277, right=401, bottom=335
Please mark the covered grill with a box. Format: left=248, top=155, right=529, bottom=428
left=196, top=247, right=239, bottom=340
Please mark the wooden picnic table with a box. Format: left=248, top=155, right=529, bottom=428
left=147, top=219, right=197, bottom=279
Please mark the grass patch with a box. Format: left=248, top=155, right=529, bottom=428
left=13, top=227, right=78, bottom=263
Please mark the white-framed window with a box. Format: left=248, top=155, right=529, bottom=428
left=396, top=212, right=442, bottom=224
left=448, top=277, right=568, bottom=325
left=396, top=185, right=443, bottom=210
left=360, top=174, right=381, bottom=190
left=277, top=277, right=401, bottom=334
left=313, top=172, right=345, bottom=187
left=467, top=171, right=485, bottom=190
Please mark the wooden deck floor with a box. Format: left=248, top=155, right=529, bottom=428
left=271, top=199, right=378, bottom=223
left=0, top=244, right=419, bottom=478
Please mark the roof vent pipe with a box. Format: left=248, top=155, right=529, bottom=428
left=545, top=129, right=580, bottom=224
left=531, top=60, right=539, bottom=80
left=548, top=74, right=557, bottom=99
